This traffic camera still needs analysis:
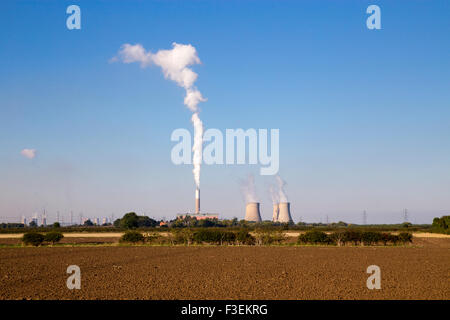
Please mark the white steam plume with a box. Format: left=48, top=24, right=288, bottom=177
left=269, top=184, right=279, bottom=204
left=275, top=175, right=288, bottom=203
left=114, top=43, right=206, bottom=187
left=240, top=174, right=259, bottom=203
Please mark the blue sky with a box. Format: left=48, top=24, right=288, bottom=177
left=0, top=0, right=449, bottom=224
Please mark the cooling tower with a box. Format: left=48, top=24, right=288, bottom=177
left=278, top=202, right=293, bottom=223
left=195, top=188, right=200, bottom=214
left=245, top=202, right=262, bottom=222
left=272, top=203, right=279, bottom=222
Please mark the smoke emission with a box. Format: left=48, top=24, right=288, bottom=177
left=114, top=42, right=206, bottom=187
left=240, top=174, right=259, bottom=203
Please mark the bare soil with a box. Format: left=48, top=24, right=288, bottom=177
left=0, top=239, right=449, bottom=300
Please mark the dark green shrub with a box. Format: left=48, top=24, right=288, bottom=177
left=143, top=232, right=163, bottom=244
left=298, top=230, right=330, bottom=244
left=172, top=229, right=194, bottom=245
left=44, top=231, right=64, bottom=244
left=398, top=232, right=413, bottom=244
left=389, top=234, right=400, bottom=245
left=255, top=229, right=286, bottom=245
left=120, top=231, right=144, bottom=243
left=193, top=229, right=236, bottom=245
left=380, top=233, right=391, bottom=245
left=361, top=231, right=382, bottom=246
left=345, top=230, right=362, bottom=245
left=329, top=230, right=348, bottom=246
left=221, top=230, right=237, bottom=244
left=432, top=216, right=449, bottom=234
left=22, top=232, right=44, bottom=246
left=52, top=222, right=61, bottom=228
left=194, top=229, right=219, bottom=244
left=236, top=229, right=255, bottom=245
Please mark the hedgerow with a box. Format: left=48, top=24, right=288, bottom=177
left=297, top=230, right=413, bottom=246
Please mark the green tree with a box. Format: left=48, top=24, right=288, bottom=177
left=113, top=219, right=121, bottom=228
left=53, top=222, right=61, bottom=228
left=83, top=219, right=94, bottom=226
left=44, top=231, right=64, bottom=244
left=137, top=216, right=158, bottom=227
left=432, top=216, right=449, bottom=232
left=119, top=212, right=139, bottom=229
left=22, top=232, right=44, bottom=246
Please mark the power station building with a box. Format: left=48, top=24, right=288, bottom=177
left=176, top=187, right=219, bottom=220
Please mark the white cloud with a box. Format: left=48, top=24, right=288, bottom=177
left=20, top=149, right=37, bottom=159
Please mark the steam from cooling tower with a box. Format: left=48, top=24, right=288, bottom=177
left=114, top=42, right=206, bottom=188
left=275, top=175, right=288, bottom=203
left=270, top=175, right=292, bottom=223
left=270, top=175, right=288, bottom=204
left=240, top=174, right=259, bottom=203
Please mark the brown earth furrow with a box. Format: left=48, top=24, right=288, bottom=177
left=0, top=245, right=449, bottom=300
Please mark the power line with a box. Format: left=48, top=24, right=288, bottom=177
left=403, top=209, right=409, bottom=223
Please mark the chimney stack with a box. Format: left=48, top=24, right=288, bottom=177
left=195, top=188, right=200, bottom=214
left=245, top=202, right=262, bottom=222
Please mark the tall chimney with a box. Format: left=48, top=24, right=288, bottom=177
left=195, top=188, right=200, bottom=214
left=245, top=202, right=262, bottom=222
left=272, top=203, right=279, bottom=222
left=278, top=202, right=293, bottom=223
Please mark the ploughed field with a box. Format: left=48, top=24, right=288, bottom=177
left=0, top=239, right=449, bottom=300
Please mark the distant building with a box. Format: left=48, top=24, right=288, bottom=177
left=102, top=217, right=108, bottom=225
left=21, top=216, right=27, bottom=225
left=94, top=218, right=100, bottom=225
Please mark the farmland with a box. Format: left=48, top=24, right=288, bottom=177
left=0, top=236, right=448, bottom=300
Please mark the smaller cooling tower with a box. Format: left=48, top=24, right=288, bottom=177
left=245, top=202, right=262, bottom=222
left=272, top=203, right=279, bottom=222
left=278, top=202, right=293, bottom=223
